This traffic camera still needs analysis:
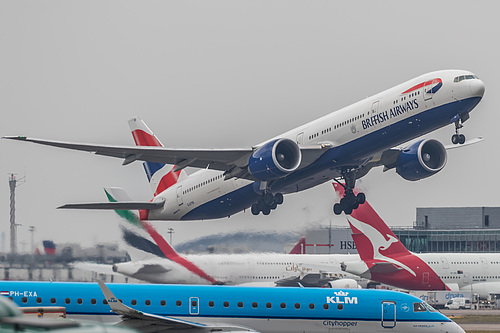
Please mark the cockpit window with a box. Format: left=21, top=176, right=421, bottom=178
left=423, top=302, right=436, bottom=312
left=454, top=74, right=478, bottom=83
left=413, top=302, right=427, bottom=312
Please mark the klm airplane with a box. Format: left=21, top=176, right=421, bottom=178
left=0, top=280, right=464, bottom=333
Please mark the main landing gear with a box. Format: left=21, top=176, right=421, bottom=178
left=251, top=192, right=284, bottom=216
left=451, top=116, right=466, bottom=145
left=333, top=169, right=366, bottom=215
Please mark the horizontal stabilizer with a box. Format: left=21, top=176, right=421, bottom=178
left=57, top=201, right=164, bottom=210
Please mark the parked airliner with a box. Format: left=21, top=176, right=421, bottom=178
left=334, top=184, right=500, bottom=299
left=0, top=280, right=464, bottom=333
left=4, top=70, right=484, bottom=217
left=102, top=187, right=360, bottom=287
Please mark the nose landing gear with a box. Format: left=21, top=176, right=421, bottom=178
left=451, top=115, right=466, bottom=145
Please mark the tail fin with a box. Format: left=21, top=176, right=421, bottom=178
left=289, top=236, right=306, bottom=254
left=129, top=116, right=187, bottom=196
left=106, top=187, right=217, bottom=284
left=332, top=183, right=410, bottom=260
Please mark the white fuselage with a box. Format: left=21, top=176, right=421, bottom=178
left=114, top=252, right=362, bottom=287
left=419, top=252, right=500, bottom=298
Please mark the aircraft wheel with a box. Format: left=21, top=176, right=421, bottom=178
left=459, top=134, right=466, bottom=144
left=270, top=201, right=278, bottom=210
left=333, top=203, right=342, bottom=215
left=264, top=192, right=274, bottom=205
left=452, top=134, right=459, bottom=144
left=257, top=198, right=266, bottom=211
left=262, top=206, right=271, bottom=215
left=251, top=204, right=260, bottom=215
left=275, top=193, right=284, bottom=205
left=344, top=206, right=353, bottom=215
left=356, top=192, right=366, bottom=205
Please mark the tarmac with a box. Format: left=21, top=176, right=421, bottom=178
left=442, top=309, right=500, bottom=332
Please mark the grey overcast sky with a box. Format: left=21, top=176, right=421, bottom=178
left=0, top=1, right=497, bottom=251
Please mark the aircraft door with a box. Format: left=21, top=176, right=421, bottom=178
left=441, top=257, right=449, bottom=269
left=371, top=101, right=379, bottom=115
left=423, top=81, right=433, bottom=101
left=422, top=272, right=430, bottom=284
left=189, top=297, right=199, bottom=315
left=176, top=186, right=183, bottom=206
left=296, top=132, right=304, bottom=145
left=381, top=301, right=396, bottom=328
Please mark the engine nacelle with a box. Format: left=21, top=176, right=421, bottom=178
left=248, top=138, right=301, bottom=181
left=396, top=139, right=447, bottom=181
left=326, top=278, right=360, bottom=289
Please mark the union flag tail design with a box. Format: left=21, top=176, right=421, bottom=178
left=129, top=116, right=187, bottom=196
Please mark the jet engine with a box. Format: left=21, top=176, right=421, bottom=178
left=248, top=138, right=301, bottom=181
left=326, top=278, right=360, bottom=289
left=396, top=139, right=447, bottom=181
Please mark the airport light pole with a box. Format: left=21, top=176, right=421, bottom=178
left=168, top=228, right=174, bottom=245
left=8, top=173, right=25, bottom=255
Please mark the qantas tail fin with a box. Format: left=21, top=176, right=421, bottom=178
left=332, top=183, right=410, bottom=261
left=129, top=116, right=187, bottom=196
left=288, top=236, right=306, bottom=254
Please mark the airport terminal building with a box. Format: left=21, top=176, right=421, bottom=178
left=304, top=207, right=500, bottom=254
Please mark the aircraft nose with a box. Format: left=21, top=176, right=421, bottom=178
left=470, top=78, right=485, bottom=98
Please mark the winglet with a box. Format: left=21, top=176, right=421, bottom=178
left=97, top=280, right=139, bottom=316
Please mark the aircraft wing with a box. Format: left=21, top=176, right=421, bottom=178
left=97, top=280, right=256, bottom=332
left=3, top=136, right=325, bottom=176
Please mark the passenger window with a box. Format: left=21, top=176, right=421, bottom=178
left=36, top=297, right=42, bottom=304
left=65, top=298, right=71, bottom=304
left=161, top=300, right=166, bottom=306
left=50, top=298, right=56, bottom=304
left=145, top=300, right=151, bottom=306
left=22, top=297, right=27, bottom=304
left=208, top=301, right=214, bottom=307
left=413, top=302, right=427, bottom=312
left=77, top=298, right=82, bottom=304
left=237, top=302, right=243, bottom=308
left=224, top=301, right=229, bottom=308
left=323, top=304, right=329, bottom=310
left=131, top=300, right=137, bottom=306
left=103, top=299, right=108, bottom=305
left=337, top=304, right=343, bottom=310
left=280, top=303, right=286, bottom=309
left=294, top=303, right=300, bottom=309
left=176, top=300, right=182, bottom=306
left=266, top=302, right=272, bottom=308
left=91, top=298, right=96, bottom=305
left=252, top=302, right=258, bottom=308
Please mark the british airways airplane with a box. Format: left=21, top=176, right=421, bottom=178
left=334, top=183, right=500, bottom=299
left=4, top=70, right=484, bottom=218
left=0, top=280, right=464, bottom=333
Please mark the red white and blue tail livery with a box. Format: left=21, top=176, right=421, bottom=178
left=4, top=70, right=485, bottom=220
